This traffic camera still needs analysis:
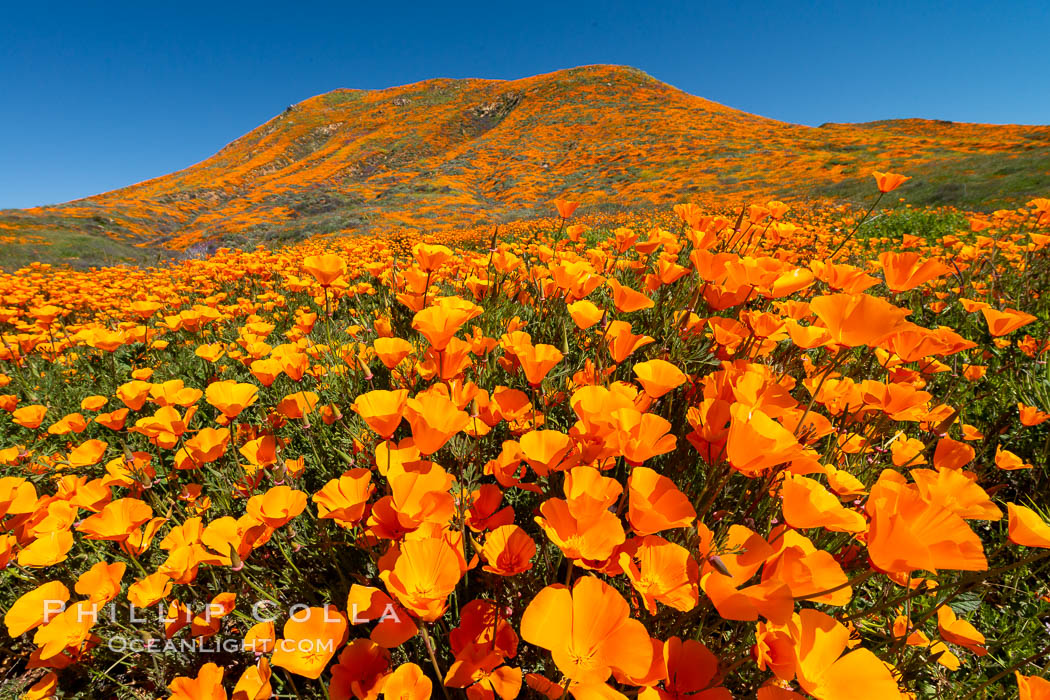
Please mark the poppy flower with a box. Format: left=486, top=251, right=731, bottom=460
left=346, top=584, right=417, bottom=648
left=872, top=170, right=910, bottom=193
left=32, top=601, right=98, bottom=661
left=74, top=561, right=126, bottom=603
left=481, top=524, right=536, bottom=576
left=380, top=537, right=465, bottom=621
left=515, top=343, right=564, bottom=386
left=1019, top=403, right=1050, bottom=427
left=405, top=391, right=470, bottom=454
left=519, top=430, right=575, bottom=477
left=77, top=498, right=153, bottom=541
left=246, top=485, right=308, bottom=528
left=205, top=380, right=259, bottom=419
left=12, top=405, right=47, bottom=429
left=726, top=404, right=803, bottom=476
left=699, top=526, right=792, bottom=624
left=17, top=531, right=75, bottom=568
left=639, top=636, right=729, bottom=700
left=536, top=498, right=625, bottom=564
left=183, top=427, right=231, bottom=465
left=23, top=673, right=58, bottom=700
left=352, top=389, right=409, bottom=439
left=627, top=466, right=696, bottom=535
left=879, top=252, right=951, bottom=292
left=567, top=300, right=603, bottom=330
left=788, top=609, right=903, bottom=699
left=865, top=470, right=986, bottom=573
left=169, top=662, right=227, bottom=700
left=330, top=639, right=390, bottom=700
left=553, top=199, right=580, bottom=219
left=66, top=439, right=108, bottom=468
left=1016, top=672, right=1050, bottom=700
left=373, top=337, right=414, bottom=369
left=606, top=321, right=655, bottom=364
left=932, top=436, right=973, bottom=470
left=444, top=645, right=523, bottom=700
left=127, top=572, right=174, bottom=608
left=633, top=359, right=687, bottom=399
left=607, top=278, right=655, bottom=313
left=1007, top=503, right=1050, bottom=548
left=620, top=535, right=699, bottom=614
left=411, top=296, right=483, bottom=351
left=314, top=469, right=374, bottom=525
left=388, top=463, right=456, bottom=530
left=936, top=605, right=987, bottom=656
left=382, top=663, right=432, bottom=700
left=520, top=576, right=652, bottom=684
left=271, top=605, right=349, bottom=679
left=465, top=484, right=515, bottom=532
left=764, top=528, right=852, bottom=606
left=303, top=254, right=348, bottom=287
left=911, top=468, right=1000, bottom=521
left=810, top=293, right=911, bottom=348
left=233, top=658, right=272, bottom=700
left=981, top=307, right=1037, bottom=337
left=4, top=581, right=69, bottom=637
left=412, top=243, right=454, bottom=272
left=780, top=474, right=866, bottom=533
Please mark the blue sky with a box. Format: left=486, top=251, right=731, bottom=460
left=2, top=0, right=1047, bottom=208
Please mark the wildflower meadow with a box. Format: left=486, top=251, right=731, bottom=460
left=1, top=174, right=1049, bottom=700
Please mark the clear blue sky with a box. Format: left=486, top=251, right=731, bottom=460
left=2, top=0, right=1047, bottom=209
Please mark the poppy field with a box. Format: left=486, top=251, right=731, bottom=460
left=1, top=175, right=1050, bottom=699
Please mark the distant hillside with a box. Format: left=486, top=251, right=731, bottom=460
left=2, top=64, right=1048, bottom=267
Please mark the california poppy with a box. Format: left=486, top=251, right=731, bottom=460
left=872, top=170, right=910, bottom=193
left=271, top=605, right=348, bottom=679
left=520, top=576, right=652, bottom=684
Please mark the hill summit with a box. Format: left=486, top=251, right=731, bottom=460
left=3, top=65, right=1049, bottom=264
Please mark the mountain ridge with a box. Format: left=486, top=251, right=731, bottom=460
left=2, top=64, right=1048, bottom=267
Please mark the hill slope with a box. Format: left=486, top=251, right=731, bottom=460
left=2, top=64, right=1049, bottom=265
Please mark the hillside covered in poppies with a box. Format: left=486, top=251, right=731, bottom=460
left=2, top=63, right=1050, bottom=700
left=2, top=65, right=1049, bottom=267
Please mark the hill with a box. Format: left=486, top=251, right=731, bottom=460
left=2, top=64, right=1049, bottom=267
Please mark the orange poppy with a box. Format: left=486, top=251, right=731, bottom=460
left=330, top=639, right=390, bottom=700
left=271, top=605, right=348, bottom=679
left=352, top=389, right=408, bottom=439
left=520, top=576, right=652, bottom=684
left=411, top=296, right=483, bottom=351
left=788, top=609, right=903, bottom=698
left=314, top=469, right=374, bottom=525
left=1007, top=503, right=1050, bottom=548
left=865, top=470, right=986, bottom=573
left=633, top=359, right=687, bottom=398
left=879, top=251, right=952, bottom=292
left=303, top=253, right=347, bottom=286
left=380, top=537, right=465, bottom=621
left=981, top=307, right=1037, bottom=337
left=936, top=605, right=987, bottom=656
left=553, top=199, right=580, bottom=219
left=246, top=485, right=308, bottom=528
left=168, top=662, right=226, bottom=700
left=382, top=663, right=432, bottom=700
left=5, top=581, right=69, bottom=637
left=810, top=293, right=911, bottom=348
left=627, top=466, right=696, bottom=535
left=205, top=380, right=259, bottom=419
left=480, top=524, right=536, bottom=576
left=405, top=390, right=470, bottom=454
left=780, top=474, right=866, bottom=533
left=620, top=535, right=699, bottom=613
left=872, top=170, right=910, bottom=193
